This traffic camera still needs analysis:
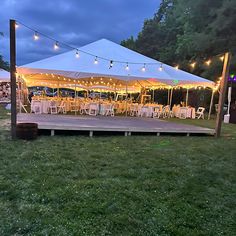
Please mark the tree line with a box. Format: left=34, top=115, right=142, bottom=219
left=121, top=0, right=236, bottom=81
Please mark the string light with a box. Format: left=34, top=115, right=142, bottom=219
left=159, top=64, right=163, bottom=71
left=190, top=62, right=196, bottom=69
left=205, top=59, right=211, bottom=66
left=94, top=56, right=98, bottom=64
left=54, top=41, right=59, bottom=50
left=141, top=63, right=146, bottom=72
left=33, top=31, right=39, bottom=40
left=75, top=50, right=80, bottom=58
left=109, top=60, right=113, bottom=69
left=16, top=21, right=227, bottom=83
left=125, top=63, right=129, bottom=70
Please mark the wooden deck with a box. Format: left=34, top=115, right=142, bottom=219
left=17, top=114, right=215, bottom=136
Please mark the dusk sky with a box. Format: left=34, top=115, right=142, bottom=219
left=0, top=0, right=160, bottom=65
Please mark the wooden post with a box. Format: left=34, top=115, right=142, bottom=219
left=10, top=19, right=17, bottom=139
left=215, top=52, right=231, bottom=138
left=208, top=89, right=215, bottom=120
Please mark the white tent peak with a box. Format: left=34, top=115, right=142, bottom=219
left=18, top=38, right=215, bottom=87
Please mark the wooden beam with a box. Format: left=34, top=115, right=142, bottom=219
left=10, top=19, right=17, bottom=139
left=215, top=52, right=231, bottom=138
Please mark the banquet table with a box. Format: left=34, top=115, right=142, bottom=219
left=173, top=106, right=196, bottom=119
left=31, top=100, right=50, bottom=114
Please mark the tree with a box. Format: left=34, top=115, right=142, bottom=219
left=0, top=32, right=10, bottom=71
left=121, top=0, right=236, bottom=81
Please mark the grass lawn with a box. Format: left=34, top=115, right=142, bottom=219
left=0, top=106, right=236, bottom=235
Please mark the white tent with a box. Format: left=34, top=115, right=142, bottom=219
left=0, top=69, right=10, bottom=83
left=17, top=39, right=215, bottom=89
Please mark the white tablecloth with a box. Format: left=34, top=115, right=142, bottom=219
left=173, top=106, right=195, bottom=119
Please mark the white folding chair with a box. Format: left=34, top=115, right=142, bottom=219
left=49, top=100, right=57, bottom=114
left=196, top=107, right=205, bottom=119
left=179, top=107, right=188, bottom=119
left=104, top=104, right=115, bottom=116
left=140, top=106, right=149, bottom=117
left=31, top=101, right=42, bottom=114
left=70, top=101, right=78, bottom=112
left=80, top=103, right=89, bottom=114
left=130, top=104, right=139, bottom=116
left=89, top=103, right=99, bottom=116
left=58, top=101, right=66, bottom=114
left=153, top=106, right=161, bottom=118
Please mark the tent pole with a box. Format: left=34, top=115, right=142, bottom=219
left=169, top=88, right=173, bottom=108
left=152, top=89, right=155, bottom=103
left=208, top=89, right=215, bottom=120
left=186, top=88, right=189, bottom=107
left=167, top=88, right=170, bottom=105
left=125, top=80, right=128, bottom=116
left=75, top=82, right=77, bottom=115
left=57, top=78, right=59, bottom=98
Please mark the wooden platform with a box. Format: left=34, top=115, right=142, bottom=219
left=17, top=114, right=215, bottom=136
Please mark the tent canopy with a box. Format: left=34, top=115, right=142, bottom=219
left=0, top=69, right=10, bottom=82
left=18, top=39, right=215, bottom=90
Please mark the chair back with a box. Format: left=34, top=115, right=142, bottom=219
left=197, top=107, right=205, bottom=114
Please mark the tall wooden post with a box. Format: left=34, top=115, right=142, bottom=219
left=215, top=52, right=231, bottom=138
left=10, top=19, right=17, bottom=139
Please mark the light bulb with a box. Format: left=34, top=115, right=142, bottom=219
left=159, top=64, right=163, bottom=71
left=141, top=64, right=146, bottom=72
left=109, top=60, right=113, bottom=68
left=125, top=63, right=129, bottom=70
left=205, top=60, right=211, bottom=66
left=94, top=56, right=98, bottom=64
left=15, top=22, right=19, bottom=29
left=220, top=56, right=224, bottom=62
left=75, top=50, right=80, bottom=58
left=54, top=41, right=59, bottom=50
left=33, top=32, right=39, bottom=40
left=175, top=65, right=179, bottom=70
left=190, top=62, right=196, bottom=68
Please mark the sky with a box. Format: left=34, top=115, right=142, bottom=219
left=0, top=0, right=160, bottom=65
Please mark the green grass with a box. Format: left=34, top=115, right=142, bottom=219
left=0, top=108, right=236, bottom=235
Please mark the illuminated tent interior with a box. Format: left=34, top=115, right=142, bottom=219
left=17, top=39, right=215, bottom=94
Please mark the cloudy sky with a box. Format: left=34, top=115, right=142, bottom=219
left=0, top=0, right=160, bottom=65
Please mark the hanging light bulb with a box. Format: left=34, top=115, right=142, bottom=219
left=220, top=55, right=224, bottom=62
left=33, top=32, right=39, bottom=40
left=159, top=63, right=163, bottom=71
left=190, top=62, right=196, bottom=68
left=75, top=49, right=80, bottom=58
left=175, top=65, right=179, bottom=70
left=125, top=63, right=129, bottom=70
left=94, top=56, right=98, bottom=64
left=15, top=22, right=19, bottom=29
left=205, top=59, right=211, bottom=66
left=141, top=63, right=146, bottom=72
left=54, top=41, right=59, bottom=50
left=109, top=60, right=113, bottom=69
